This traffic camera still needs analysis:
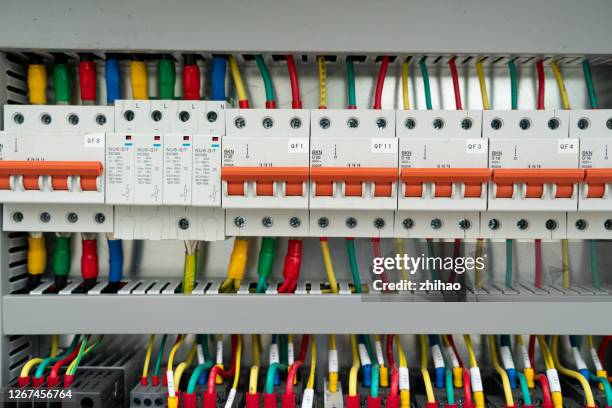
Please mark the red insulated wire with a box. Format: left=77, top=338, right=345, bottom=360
left=534, top=239, right=543, bottom=288
left=206, top=335, right=238, bottom=394
left=386, top=335, right=396, bottom=369
left=286, top=55, right=302, bottom=109
left=447, top=335, right=464, bottom=368
left=78, top=60, right=97, bottom=103
left=48, top=341, right=83, bottom=381
left=536, top=60, right=545, bottom=110
left=463, top=368, right=473, bottom=407
left=537, top=373, right=553, bottom=408
left=81, top=238, right=99, bottom=281
left=528, top=336, right=536, bottom=369
left=449, top=58, right=463, bottom=110
left=183, top=61, right=201, bottom=100
left=598, top=336, right=611, bottom=362
left=279, top=239, right=302, bottom=293
left=390, top=367, right=400, bottom=398
left=298, top=334, right=310, bottom=363
left=373, top=56, right=390, bottom=109
left=285, top=335, right=310, bottom=395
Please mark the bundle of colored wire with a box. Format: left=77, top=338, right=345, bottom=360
left=210, top=55, right=227, bottom=101
left=28, top=56, right=47, bottom=104
left=207, top=335, right=238, bottom=393
left=517, top=372, right=533, bottom=406
left=419, top=335, right=436, bottom=407
left=228, top=55, right=249, bottom=108
left=387, top=335, right=410, bottom=408
left=52, top=233, right=70, bottom=291
left=285, top=335, right=311, bottom=397
left=33, top=336, right=80, bottom=386
left=358, top=335, right=373, bottom=388
left=278, top=239, right=302, bottom=293
left=65, top=336, right=103, bottom=386
left=141, top=335, right=156, bottom=385
left=448, top=57, right=462, bottom=110
left=593, top=336, right=609, bottom=385
left=26, top=233, right=46, bottom=291
left=182, top=240, right=198, bottom=294
left=419, top=58, right=433, bottom=110
left=79, top=55, right=97, bottom=105
left=346, top=56, right=357, bottom=109
left=488, top=336, right=514, bottom=407
left=286, top=55, right=302, bottom=109
left=552, top=335, right=595, bottom=407
left=463, top=335, right=484, bottom=408
left=158, top=55, right=176, bottom=100
left=46, top=338, right=84, bottom=386
left=346, top=238, right=363, bottom=293
left=182, top=54, right=200, bottom=100
left=537, top=336, right=563, bottom=408
left=173, top=340, right=197, bottom=394
left=186, top=336, right=214, bottom=395
left=569, top=336, right=590, bottom=379
left=19, top=336, right=59, bottom=386
left=81, top=233, right=99, bottom=291
left=107, top=233, right=123, bottom=290
left=372, top=55, right=390, bottom=109
left=130, top=56, right=148, bottom=99
left=166, top=335, right=186, bottom=405
left=220, top=238, right=248, bottom=293
left=53, top=57, right=71, bottom=105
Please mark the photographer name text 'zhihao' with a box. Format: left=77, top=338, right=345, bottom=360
left=371, top=253, right=486, bottom=291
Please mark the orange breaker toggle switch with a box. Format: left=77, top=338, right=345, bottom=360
left=400, top=168, right=491, bottom=198
left=0, top=161, right=103, bottom=191
left=310, top=167, right=396, bottom=197
left=221, top=167, right=309, bottom=197
left=492, top=168, right=584, bottom=199
left=583, top=168, right=612, bottom=198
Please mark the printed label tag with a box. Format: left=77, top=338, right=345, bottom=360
left=431, top=345, right=445, bottom=369
left=500, top=346, right=515, bottom=369
left=466, top=139, right=486, bottom=154
left=470, top=367, right=483, bottom=392
left=371, top=138, right=397, bottom=153
left=301, top=388, right=314, bottom=408
left=558, top=138, right=578, bottom=154
left=197, top=344, right=205, bottom=364
left=399, top=367, right=410, bottom=390
left=375, top=340, right=385, bottom=365
left=358, top=344, right=371, bottom=366
left=572, top=347, right=587, bottom=370
left=288, top=138, right=308, bottom=153
left=224, top=388, right=236, bottom=408
left=84, top=134, right=104, bottom=148
left=546, top=368, right=561, bottom=392
left=328, top=350, right=339, bottom=372
left=269, top=344, right=280, bottom=364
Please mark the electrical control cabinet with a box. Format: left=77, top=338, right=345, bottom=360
left=396, top=110, right=485, bottom=239
left=309, top=109, right=397, bottom=238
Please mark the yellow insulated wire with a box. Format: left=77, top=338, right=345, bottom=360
left=27, top=234, right=46, bottom=276
left=51, top=335, right=59, bottom=357
left=476, top=60, right=490, bottom=110
left=221, top=238, right=248, bottom=293
left=475, top=239, right=484, bottom=288
left=442, top=335, right=462, bottom=388
left=552, top=336, right=595, bottom=407
left=130, top=60, right=149, bottom=99
left=419, top=335, right=435, bottom=403
left=306, top=336, right=317, bottom=389
left=551, top=61, right=571, bottom=110
left=28, top=63, right=47, bottom=104
left=537, top=336, right=563, bottom=408
left=174, top=341, right=197, bottom=390
left=231, top=335, right=243, bottom=389
left=21, top=358, right=43, bottom=378
left=228, top=55, right=248, bottom=103
left=396, top=335, right=410, bottom=408
left=328, top=335, right=339, bottom=392
left=401, top=59, right=410, bottom=110
left=320, top=239, right=339, bottom=293
left=348, top=335, right=360, bottom=396
left=464, top=335, right=484, bottom=408
left=374, top=334, right=389, bottom=387
left=317, top=56, right=327, bottom=108
left=488, top=335, right=514, bottom=407
left=142, top=334, right=156, bottom=379
left=516, top=335, right=534, bottom=388
left=562, top=239, right=570, bottom=289
left=249, top=335, right=260, bottom=394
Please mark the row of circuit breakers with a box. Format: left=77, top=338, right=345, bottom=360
left=0, top=102, right=611, bottom=240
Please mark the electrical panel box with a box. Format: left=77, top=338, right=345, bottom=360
left=568, top=109, right=612, bottom=238
left=396, top=110, right=485, bottom=239
left=222, top=108, right=310, bottom=236
left=483, top=110, right=574, bottom=239
left=309, top=109, right=396, bottom=238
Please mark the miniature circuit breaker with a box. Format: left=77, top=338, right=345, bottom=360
left=568, top=109, right=612, bottom=238
left=0, top=104, right=114, bottom=233
left=309, top=109, right=397, bottom=238
left=483, top=109, right=577, bottom=239
left=396, top=110, right=486, bottom=239
left=110, top=100, right=225, bottom=240
left=222, top=108, right=310, bottom=236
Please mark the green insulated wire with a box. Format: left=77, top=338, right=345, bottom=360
left=505, top=239, right=513, bottom=287
left=255, top=55, right=275, bottom=104
left=256, top=237, right=276, bottom=293
left=371, top=362, right=380, bottom=397
left=582, top=59, right=599, bottom=109
left=589, top=240, right=601, bottom=289
left=508, top=59, right=518, bottom=110
left=265, top=362, right=287, bottom=394
left=153, top=334, right=168, bottom=378
left=53, top=235, right=71, bottom=277
left=518, top=372, right=533, bottom=406
left=346, top=56, right=357, bottom=107
left=53, top=63, right=71, bottom=104
left=158, top=57, right=176, bottom=100
left=68, top=336, right=89, bottom=375
left=346, top=239, right=362, bottom=293
left=446, top=368, right=455, bottom=404
left=279, top=334, right=288, bottom=366
left=419, top=58, right=433, bottom=110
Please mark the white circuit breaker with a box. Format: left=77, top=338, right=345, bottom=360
left=568, top=109, right=612, bottom=238
left=0, top=105, right=114, bottom=232
left=222, top=108, right=310, bottom=236
left=483, top=110, right=577, bottom=239
left=309, top=109, right=396, bottom=238
left=396, top=110, right=486, bottom=239
left=111, top=100, right=225, bottom=240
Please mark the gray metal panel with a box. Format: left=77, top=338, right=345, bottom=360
left=1, top=0, right=612, bottom=55
left=3, top=292, right=611, bottom=335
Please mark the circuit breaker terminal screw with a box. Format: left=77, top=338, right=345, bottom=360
left=67, top=212, right=78, bottom=223
left=488, top=219, right=500, bottom=230
left=461, top=118, right=472, bottom=130
left=262, top=117, right=274, bottom=129
left=290, top=117, right=302, bottom=129
left=235, top=117, right=246, bottom=129
left=234, top=216, right=246, bottom=228
left=433, top=118, right=444, bottom=130
left=289, top=217, right=301, bottom=228
left=373, top=217, right=386, bottom=229
left=96, top=114, right=107, bottom=126
left=13, top=113, right=24, bottom=125
left=319, top=117, right=331, bottom=129
left=179, top=111, right=190, bottom=122
left=94, top=213, right=106, bottom=224
left=262, top=216, right=273, bottom=228
left=577, top=118, right=590, bottom=130
left=68, top=114, right=79, bottom=126
left=347, top=117, right=359, bottom=128
left=519, top=118, right=531, bottom=130
left=430, top=218, right=442, bottom=230
left=605, top=219, right=612, bottom=230
left=12, top=212, right=23, bottom=223
left=178, top=218, right=190, bottom=230
left=207, top=111, right=218, bottom=123
left=40, top=212, right=51, bottom=223
left=402, top=218, right=414, bottom=229
left=548, top=118, right=560, bottom=130
left=123, top=110, right=135, bottom=122
left=40, top=113, right=52, bottom=125
left=607, top=118, right=612, bottom=130
left=345, top=217, right=357, bottom=229
left=318, top=217, right=329, bottom=228
left=516, top=218, right=529, bottom=230
left=404, top=118, right=416, bottom=129
left=375, top=118, right=387, bottom=129
left=458, top=218, right=471, bottom=230
left=151, top=110, right=162, bottom=122
left=575, top=219, right=587, bottom=231
left=545, top=219, right=557, bottom=231
left=491, top=118, right=502, bottom=130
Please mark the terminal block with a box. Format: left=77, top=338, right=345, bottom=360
left=223, top=109, right=310, bottom=236
left=309, top=109, right=397, bottom=238
left=483, top=109, right=574, bottom=239
left=396, top=110, right=485, bottom=239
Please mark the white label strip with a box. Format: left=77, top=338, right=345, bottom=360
left=375, top=340, right=385, bottom=365
left=465, top=139, right=486, bottom=154
left=546, top=368, right=561, bottom=392
left=590, top=348, right=603, bottom=371
left=224, top=388, right=236, bottom=408
left=358, top=343, right=371, bottom=366
left=328, top=349, right=339, bottom=373
left=288, top=138, right=308, bottom=153
left=500, top=346, right=515, bottom=369
left=288, top=342, right=295, bottom=365
left=216, top=339, right=223, bottom=364
left=470, top=367, right=483, bottom=392
left=301, top=388, right=315, bottom=408
left=399, top=367, right=410, bottom=390
left=431, top=345, right=445, bottom=369
left=371, top=138, right=397, bottom=154
left=269, top=343, right=280, bottom=364
left=446, top=346, right=460, bottom=368
left=197, top=344, right=205, bottom=365
left=572, top=347, right=587, bottom=370
left=558, top=138, right=578, bottom=154
left=520, top=345, right=531, bottom=369
left=166, top=371, right=176, bottom=397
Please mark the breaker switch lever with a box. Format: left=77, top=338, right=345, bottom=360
left=400, top=168, right=490, bottom=198
left=583, top=168, right=612, bottom=198
left=492, top=168, right=584, bottom=199
left=221, top=167, right=308, bottom=197
left=0, top=161, right=103, bottom=192
left=310, top=167, right=396, bottom=198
